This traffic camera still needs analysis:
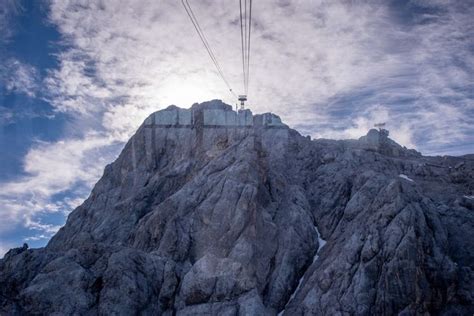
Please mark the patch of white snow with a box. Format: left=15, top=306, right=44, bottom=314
left=278, top=225, right=326, bottom=315
left=399, top=174, right=414, bottom=182
left=313, top=226, right=327, bottom=262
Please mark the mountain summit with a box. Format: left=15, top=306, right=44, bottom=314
left=1, top=100, right=473, bottom=315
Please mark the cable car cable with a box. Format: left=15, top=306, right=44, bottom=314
left=184, top=0, right=234, bottom=97
left=239, top=0, right=252, bottom=96
left=182, top=0, right=237, bottom=99
left=239, top=0, right=247, bottom=95
left=183, top=0, right=235, bottom=98
left=246, top=0, right=252, bottom=95
left=244, top=0, right=247, bottom=94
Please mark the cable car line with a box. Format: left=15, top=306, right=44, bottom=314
left=239, top=0, right=252, bottom=97
left=244, top=0, right=247, bottom=94
left=244, top=0, right=248, bottom=95
left=182, top=0, right=253, bottom=108
left=246, top=0, right=252, bottom=96
left=181, top=0, right=237, bottom=99
left=239, top=0, right=246, bottom=96
left=183, top=0, right=235, bottom=98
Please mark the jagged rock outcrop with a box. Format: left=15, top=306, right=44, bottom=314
left=1, top=100, right=473, bottom=315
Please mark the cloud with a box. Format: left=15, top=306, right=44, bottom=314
left=1, top=58, right=40, bottom=97
left=310, top=104, right=417, bottom=149
left=42, top=0, right=473, bottom=151
left=0, top=133, right=120, bottom=238
left=0, top=243, right=14, bottom=259
left=0, top=106, right=14, bottom=125
left=1, top=0, right=473, bottom=246
left=0, top=59, right=49, bottom=126
left=0, top=0, right=24, bottom=43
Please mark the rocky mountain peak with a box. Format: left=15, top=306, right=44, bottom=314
left=358, top=128, right=420, bottom=157
left=190, top=99, right=233, bottom=111
left=1, top=100, right=473, bottom=315
left=143, top=99, right=285, bottom=130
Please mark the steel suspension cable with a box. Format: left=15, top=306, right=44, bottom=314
left=246, top=0, right=252, bottom=95
left=244, top=0, right=248, bottom=94
left=239, top=0, right=252, bottom=96
left=239, top=0, right=247, bottom=95
left=182, top=0, right=237, bottom=99
left=184, top=0, right=223, bottom=78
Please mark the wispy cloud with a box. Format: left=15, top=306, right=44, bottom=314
left=1, top=58, right=40, bottom=97
left=43, top=0, right=473, bottom=151
left=1, top=0, right=473, bottom=251
left=0, top=0, right=24, bottom=43
left=0, top=134, right=120, bottom=238
left=0, top=242, right=16, bottom=259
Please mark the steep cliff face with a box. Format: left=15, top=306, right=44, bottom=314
left=1, top=100, right=473, bottom=315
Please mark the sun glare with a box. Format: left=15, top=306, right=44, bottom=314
left=158, top=75, right=236, bottom=109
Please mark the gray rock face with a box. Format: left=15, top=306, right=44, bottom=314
left=1, top=99, right=473, bottom=315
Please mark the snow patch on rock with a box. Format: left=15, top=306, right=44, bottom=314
left=278, top=224, right=327, bottom=315
left=399, top=174, right=414, bottom=182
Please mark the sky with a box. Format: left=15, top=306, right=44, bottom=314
left=0, top=0, right=473, bottom=256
